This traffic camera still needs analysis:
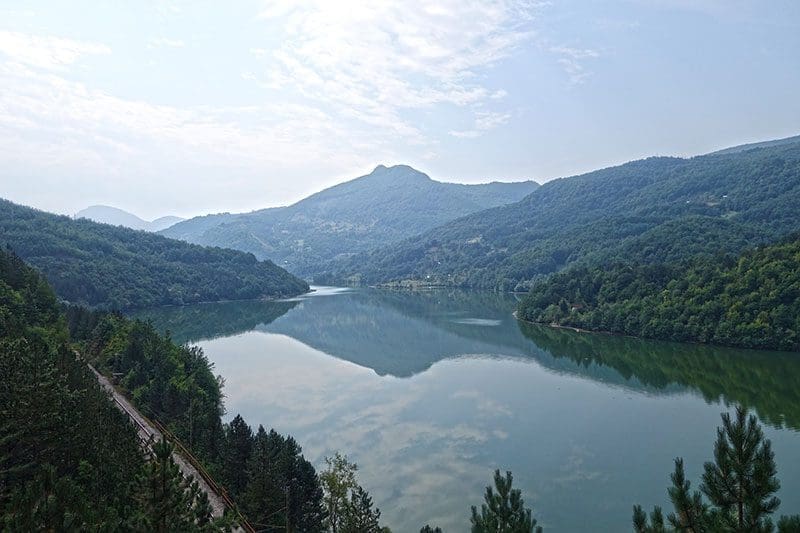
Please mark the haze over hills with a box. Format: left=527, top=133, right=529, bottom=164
left=0, top=199, right=308, bottom=309
left=75, top=205, right=184, bottom=232
left=160, top=164, right=538, bottom=277
left=321, top=137, right=800, bottom=290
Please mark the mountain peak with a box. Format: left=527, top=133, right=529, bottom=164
left=75, top=205, right=184, bottom=232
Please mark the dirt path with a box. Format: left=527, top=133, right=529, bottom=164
left=88, top=364, right=228, bottom=518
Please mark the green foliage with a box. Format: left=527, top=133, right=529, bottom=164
left=222, top=415, right=254, bottom=499
left=329, top=141, right=800, bottom=290
left=470, top=470, right=542, bottom=533
left=321, top=452, right=360, bottom=533
left=0, top=198, right=308, bottom=310
left=518, top=236, right=800, bottom=351
left=0, top=247, right=211, bottom=530
left=341, top=485, right=382, bottom=533
left=242, top=425, right=325, bottom=532
left=634, top=407, right=784, bottom=532
left=778, top=515, right=800, bottom=532
left=133, top=440, right=218, bottom=532
left=702, top=408, right=780, bottom=531
left=162, top=164, right=538, bottom=277
left=0, top=248, right=325, bottom=531
left=420, top=525, right=444, bottom=533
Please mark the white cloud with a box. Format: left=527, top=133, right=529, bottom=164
left=449, top=111, right=511, bottom=139
left=550, top=45, right=600, bottom=85
left=255, top=0, right=540, bottom=143
left=0, top=31, right=110, bottom=70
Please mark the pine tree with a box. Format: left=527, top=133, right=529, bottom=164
left=420, top=525, right=443, bottom=533
left=222, top=414, right=253, bottom=498
left=701, top=407, right=781, bottom=532
left=341, top=485, right=382, bottom=533
left=133, top=439, right=215, bottom=532
left=634, top=407, right=785, bottom=533
left=470, top=470, right=542, bottom=533
left=666, top=458, right=711, bottom=531
left=243, top=426, right=285, bottom=529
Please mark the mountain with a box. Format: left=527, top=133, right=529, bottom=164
left=517, top=234, right=800, bottom=351
left=323, top=137, right=800, bottom=290
left=160, top=164, right=538, bottom=277
left=75, top=205, right=184, bottom=231
left=0, top=199, right=308, bottom=309
left=709, top=133, right=800, bottom=155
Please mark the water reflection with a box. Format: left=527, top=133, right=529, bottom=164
left=136, top=288, right=800, bottom=431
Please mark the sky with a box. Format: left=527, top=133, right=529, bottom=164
left=1, top=0, right=799, bottom=219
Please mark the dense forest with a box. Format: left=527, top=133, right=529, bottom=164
left=517, top=236, right=800, bottom=351
left=0, top=199, right=308, bottom=310
left=0, top=248, right=225, bottom=530
left=162, top=165, right=538, bottom=277
left=321, top=140, right=800, bottom=290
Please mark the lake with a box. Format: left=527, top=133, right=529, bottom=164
left=136, top=287, right=800, bottom=532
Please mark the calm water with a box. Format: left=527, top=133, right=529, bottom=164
left=137, top=287, right=800, bottom=532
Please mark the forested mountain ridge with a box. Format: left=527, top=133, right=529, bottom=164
left=517, top=235, right=800, bottom=351
left=75, top=205, right=184, bottom=231
left=160, top=164, right=538, bottom=277
left=0, top=199, right=309, bottom=310
left=322, top=139, right=800, bottom=290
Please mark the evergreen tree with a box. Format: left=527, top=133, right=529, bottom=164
left=292, top=455, right=326, bottom=532
left=341, top=485, right=382, bottom=533
left=133, top=439, right=215, bottom=532
left=420, top=525, right=443, bottom=533
left=222, top=414, right=254, bottom=498
left=634, top=407, right=786, bottom=533
left=778, top=515, right=800, bottom=533
left=470, top=470, right=542, bottom=533
left=633, top=506, right=667, bottom=533
left=665, top=458, right=711, bottom=531
left=243, top=426, right=285, bottom=529
left=701, top=407, right=781, bottom=531
left=2, top=465, right=91, bottom=532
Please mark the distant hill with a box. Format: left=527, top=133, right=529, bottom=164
left=0, top=199, right=308, bottom=309
left=75, top=205, right=184, bottom=232
left=323, top=137, right=800, bottom=290
left=160, top=164, right=538, bottom=277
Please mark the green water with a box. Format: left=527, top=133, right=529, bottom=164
left=136, top=287, right=800, bottom=532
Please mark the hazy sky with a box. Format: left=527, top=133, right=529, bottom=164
left=1, top=1, right=799, bottom=219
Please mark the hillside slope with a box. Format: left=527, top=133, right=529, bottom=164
left=76, top=205, right=184, bottom=231
left=0, top=199, right=308, bottom=309
left=160, top=165, right=538, bottom=276
left=517, top=235, right=800, bottom=351
left=326, top=139, right=800, bottom=290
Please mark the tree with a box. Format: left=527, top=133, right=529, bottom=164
left=701, top=407, right=781, bottom=531
left=777, top=515, right=800, bottom=533
left=133, top=439, right=215, bottom=532
left=470, top=470, right=541, bottom=533
left=420, top=526, right=443, bottom=533
left=321, top=453, right=359, bottom=533
left=341, top=485, right=382, bottom=533
left=222, top=415, right=253, bottom=498
left=634, top=407, right=786, bottom=533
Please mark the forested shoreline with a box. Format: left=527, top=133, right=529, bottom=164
left=0, top=199, right=309, bottom=310
left=517, top=236, right=800, bottom=352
